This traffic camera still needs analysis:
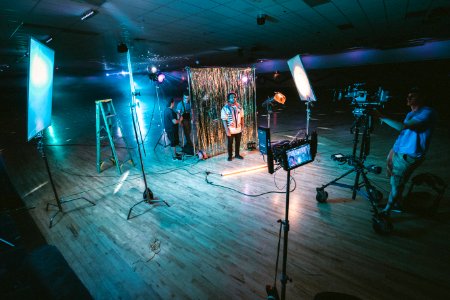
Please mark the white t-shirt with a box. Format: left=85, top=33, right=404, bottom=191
left=221, top=103, right=244, bottom=134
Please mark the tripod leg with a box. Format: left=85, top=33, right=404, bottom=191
left=352, top=171, right=361, bottom=200
left=154, top=131, right=164, bottom=151
left=318, top=168, right=354, bottom=189
left=360, top=172, right=394, bottom=234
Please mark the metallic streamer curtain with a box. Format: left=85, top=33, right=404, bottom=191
left=188, top=67, right=257, bottom=157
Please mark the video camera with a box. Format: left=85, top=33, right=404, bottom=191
left=343, top=83, right=391, bottom=117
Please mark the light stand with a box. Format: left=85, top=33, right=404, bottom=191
left=266, top=170, right=293, bottom=300
left=265, top=96, right=273, bottom=128
left=127, top=100, right=169, bottom=220
left=126, top=51, right=146, bottom=156
left=123, top=50, right=169, bottom=220
left=37, top=132, right=95, bottom=228
left=153, top=82, right=171, bottom=151
left=305, top=100, right=312, bottom=135
left=262, top=92, right=286, bottom=128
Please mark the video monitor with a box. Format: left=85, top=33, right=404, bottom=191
left=287, top=55, right=316, bottom=102
left=284, top=142, right=313, bottom=171
left=27, top=37, right=55, bottom=141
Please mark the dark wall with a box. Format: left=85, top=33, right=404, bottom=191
left=255, top=59, right=450, bottom=118
left=1, top=59, right=449, bottom=149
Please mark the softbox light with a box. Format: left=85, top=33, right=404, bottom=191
left=287, top=55, right=316, bottom=102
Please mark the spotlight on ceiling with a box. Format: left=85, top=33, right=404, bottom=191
left=257, top=13, right=266, bottom=25
left=117, top=43, right=128, bottom=53
left=150, top=66, right=157, bottom=73
left=81, top=9, right=97, bottom=21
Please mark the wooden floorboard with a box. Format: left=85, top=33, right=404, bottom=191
left=2, top=104, right=450, bottom=300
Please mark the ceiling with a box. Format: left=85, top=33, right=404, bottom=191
left=1, top=0, right=449, bottom=74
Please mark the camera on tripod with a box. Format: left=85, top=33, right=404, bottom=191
left=344, top=83, right=391, bottom=117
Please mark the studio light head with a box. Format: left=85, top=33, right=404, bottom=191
left=257, top=13, right=266, bottom=25
left=148, top=71, right=165, bottom=83
left=117, top=43, right=128, bottom=53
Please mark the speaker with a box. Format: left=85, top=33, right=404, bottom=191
left=257, top=126, right=270, bottom=155
left=257, top=126, right=274, bottom=174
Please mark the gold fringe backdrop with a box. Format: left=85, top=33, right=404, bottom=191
left=188, top=67, right=257, bottom=157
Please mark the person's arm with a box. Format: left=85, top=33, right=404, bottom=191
left=373, top=109, right=406, bottom=131
left=221, top=107, right=231, bottom=136
left=380, top=116, right=404, bottom=131
left=386, top=148, right=394, bottom=177
left=375, top=109, right=431, bottom=131
left=402, top=109, right=433, bottom=130
left=240, top=105, right=244, bottom=130
left=172, top=115, right=183, bottom=124
left=222, top=120, right=230, bottom=136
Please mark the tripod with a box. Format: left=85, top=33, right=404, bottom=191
left=315, top=111, right=393, bottom=234
left=266, top=170, right=293, bottom=300
left=37, top=132, right=95, bottom=228
left=154, top=128, right=170, bottom=150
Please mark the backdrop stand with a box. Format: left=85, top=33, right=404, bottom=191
left=37, top=132, right=95, bottom=228
left=186, top=67, right=257, bottom=158
left=185, top=67, right=197, bottom=154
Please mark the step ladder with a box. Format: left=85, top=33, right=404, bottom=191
left=96, top=99, right=134, bottom=174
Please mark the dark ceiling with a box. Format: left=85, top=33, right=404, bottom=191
left=1, top=0, right=449, bottom=74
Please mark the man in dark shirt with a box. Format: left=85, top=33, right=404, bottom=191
left=164, top=98, right=183, bottom=160
left=176, top=91, right=193, bottom=148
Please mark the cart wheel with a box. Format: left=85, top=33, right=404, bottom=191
left=316, top=189, right=328, bottom=203
left=372, top=215, right=393, bottom=235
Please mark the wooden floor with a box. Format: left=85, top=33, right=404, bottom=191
left=2, top=99, right=450, bottom=299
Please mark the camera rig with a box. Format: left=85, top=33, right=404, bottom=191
left=315, top=83, right=394, bottom=234
left=344, top=83, right=391, bottom=117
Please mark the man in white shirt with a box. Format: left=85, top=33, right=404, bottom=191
left=221, top=92, right=244, bottom=161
